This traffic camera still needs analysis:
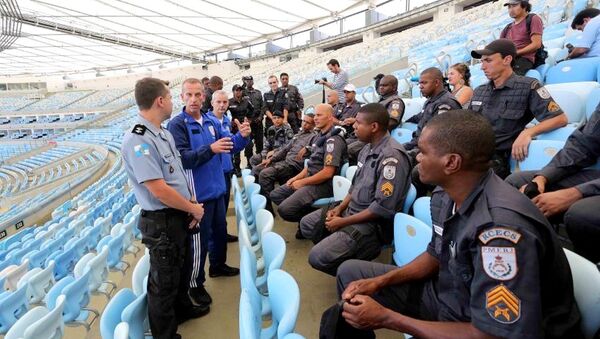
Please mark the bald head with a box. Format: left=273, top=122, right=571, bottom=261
left=421, top=67, right=444, bottom=82
left=419, top=67, right=445, bottom=97
left=378, top=75, right=398, bottom=96
left=326, top=90, right=339, bottom=106
left=314, top=103, right=335, bottom=130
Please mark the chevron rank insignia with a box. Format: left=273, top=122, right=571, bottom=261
left=486, top=284, right=521, bottom=324
left=380, top=182, right=394, bottom=197
left=132, top=124, right=146, bottom=135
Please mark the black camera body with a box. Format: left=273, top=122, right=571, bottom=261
left=314, top=77, right=327, bottom=84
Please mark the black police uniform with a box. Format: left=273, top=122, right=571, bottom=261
left=262, top=89, right=289, bottom=131
left=300, top=135, right=412, bottom=275
left=249, top=123, right=294, bottom=167
left=281, top=84, right=304, bottom=133
left=506, top=103, right=600, bottom=262
left=228, top=96, right=254, bottom=173
left=379, top=93, right=405, bottom=131
left=201, top=87, right=214, bottom=114
left=243, top=84, right=264, bottom=157
left=469, top=74, right=564, bottom=178
left=334, top=170, right=583, bottom=339
left=270, top=126, right=347, bottom=222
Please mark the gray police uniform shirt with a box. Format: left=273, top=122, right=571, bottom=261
left=537, top=104, right=600, bottom=197
left=405, top=90, right=462, bottom=151
left=307, top=127, right=347, bottom=177
left=346, top=135, right=411, bottom=236
left=269, top=130, right=317, bottom=170
left=379, top=93, right=405, bottom=129
left=427, top=170, right=582, bottom=339
left=262, top=124, right=294, bottom=156
left=122, top=115, right=192, bottom=211
left=469, top=74, right=564, bottom=153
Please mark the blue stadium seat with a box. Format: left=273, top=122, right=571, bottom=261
left=391, top=128, right=414, bottom=144
left=393, top=213, right=432, bottom=266
left=586, top=88, right=600, bottom=120
left=546, top=89, right=586, bottom=124
left=267, top=269, right=300, bottom=339
left=546, top=57, right=600, bottom=84
left=4, top=294, right=65, bottom=339
left=403, top=184, right=417, bottom=213
left=0, top=284, right=29, bottom=333
left=100, top=288, right=136, bottom=339
left=513, top=140, right=565, bottom=171
left=412, top=197, right=432, bottom=227
left=536, top=126, right=576, bottom=141
left=121, top=292, right=148, bottom=339
left=525, top=69, right=543, bottom=83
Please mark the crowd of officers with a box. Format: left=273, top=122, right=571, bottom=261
left=121, top=36, right=599, bottom=339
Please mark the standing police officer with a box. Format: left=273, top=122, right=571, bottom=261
left=280, top=72, right=304, bottom=133
left=122, top=77, right=207, bottom=339
left=377, top=75, right=405, bottom=131
left=263, top=75, right=289, bottom=130
left=326, top=110, right=582, bottom=339
left=270, top=104, right=347, bottom=228
left=299, top=103, right=412, bottom=276
left=470, top=39, right=568, bottom=178
left=201, top=76, right=223, bottom=114
left=229, top=84, right=254, bottom=176
left=242, top=75, right=264, bottom=159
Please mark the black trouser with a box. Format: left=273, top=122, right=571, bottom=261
left=513, top=56, right=534, bottom=76
left=255, top=161, right=300, bottom=212
left=247, top=121, right=264, bottom=158
left=138, top=209, right=192, bottom=339
left=288, top=111, right=301, bottom=133
left=491, top=150, right=511, bottom=179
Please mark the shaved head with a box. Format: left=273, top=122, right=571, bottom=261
left=378, top=75, right=398, bottom=96
left=421, top=67, right=444, bottom=82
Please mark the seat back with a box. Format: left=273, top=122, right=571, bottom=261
left=346, top=166, right=358, bottom=181
left=402, top=184, right=417, bottom=213
left=563, top=249, right=600, bottom=339
left=61, top=271, right=91, bottom=322
left=262, top=232, right=286, bottom=276
left=536, top=126, right=576, bottom=141
left=268, top=269, right=300, bottom=338
left=545, top=89, right=585, bottom=124
left=131, top=253, right=150, bottom=296
left=546, top=57, right=600, bottom=84
left=23, top=295, right=66, bottom=339
left=586, top=88, right=600, bottom=120
left=107, top=231, right=126, bottom=268
left=239, top=289, right=260, bottom=339
left=121, top=292, right=148, bottom=339
left=332, top=176, right=352, bottom=202
left=393, top=213, right=432, bottom=266
left=86, top=247, right=110, bottom=293
left=250, top=194, right=267, bottom=218
left=340, top=162, right=349, bottom=177
left=412, top=197, right=432, bottom=227
left=255, top=209, right=274, bottom=236
left=5, top=260, right=29, bottom=292
left=23, top=261, right=55, bottom=304
left=391, top=128, right=414, bottom=144
left=0, top=284, right=29, bottom=334
left=100, top=288, right=136, bottom=339
left=515, top=140, right=565, bottom=171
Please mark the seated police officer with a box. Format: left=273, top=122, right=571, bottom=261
left=377, top=75, right=405, bottom=131
left=254, top=114, right=316, bottom=211
left=327, top=110, right=582, bottom=339
left=506, top=102, right=600, bottom=263
left=249, top=110, right=294, bottom=168
left=270, top=104, right=347, bottom=227
left=299, top=103, right=411, bottom=276
left=122, top=78, right=208, bottom=339
left=469, top=38, right=568, bottom=179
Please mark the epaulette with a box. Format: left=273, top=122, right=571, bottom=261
left=132, top=124, right=146, bottom=135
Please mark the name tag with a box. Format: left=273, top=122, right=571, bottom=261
left=433, top=224, right=443, bottom=236
left=471, top=101, right=482, bottom=106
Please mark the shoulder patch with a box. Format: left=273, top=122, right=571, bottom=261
left=325, top=154, right=333, bottom=165
left=486, top=284, right=521, bottom=324
left=383, top=164, right=396, bottom=180
left=132, top=124, right=146, bottom=135
left=133, top=143, right=150, bottom=157
left=548, top=101, right=561, bottom=112
left=438, top=104, right=452, bottom=113
left=478, top=227, right=522, bottom=244
left=380, top=181, right=394, bottom=197
left=482, top=247, right=517, bottom=281
left=326, top=140, right=335, bottom=153
left=382, top=157, right=398, bottom=165
left=536, top=86, right=551, bottom=100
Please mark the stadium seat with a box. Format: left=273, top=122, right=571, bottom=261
left=346, top=165, right=357, bottom=181
left=412, top=197, right=432, bottom=227
left=513, top=140, right=565, bottom=171
left=332, top=175, right=352, bottom=202
left=131, top=253, right=150, bottom=297
left=100, top=288, right=136, bottom=339
left=525, top=69, right=543, bottom=83
left=121, top=291, right=148, bottom=339
left=3, top=260, right=29, bottom=292
left=340, top=162, right=349, bottom=178
left=563, top=249, right=600, bottom=339
left=545, top=89, right=586, bottom=124
left=393, top=213, right=432, bottom=266
left=402, top=98, right=426, bottom=121
left=586, top=88, right=600, bottom=120
left=546, top=57, right=600, bottom=84
left=391, top=128, right=414, bottom=144
left=80, top=247, right=116, bottom=298
left=283, top=334, right=306, bottom=339
left=240, top=247, right=272, bottom=319
left=0, top=284, right=29, bottom=333
left=268, top=269, right=300, bottom=338
left=52, top=271, right=98, bottom=330
left=4, top=294, right=65, bottom=339
left=18, top=261, right=55, bottom=304
left=403, top=184, right=417, bottom=213
left=239, top=289, right=265, bottom=339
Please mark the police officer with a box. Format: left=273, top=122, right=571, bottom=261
left=300, top=103, right=412, bottom=276
left=167, top=79, right=245, bottom=311
left=327, top=110, right=582, bottom=339
left=506, top=103, right=600, bottom=263
left=263, top=75, right=289, bottom=131
left=469, top=38, right=568, bottom=179
left=333, top=84, right=362, bottom=130
left=201, top=76, right=223, bottom=113
left=121, top=77, right=208, bottom=339
left=242, top=75, right=264, bottom=161
left=229, top=84, right=254, bottom=176
left=254, top=114, right=317, bottom=212
left=280, top=72, right=304, bottom=133
left=270, top=104, right=347, bottom=227
left=249, top=110, right=294, bottom=168
left=377, top=75, right=405, bottom=130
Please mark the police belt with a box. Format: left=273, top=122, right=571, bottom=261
left=141, top=208, right=188, bottom=219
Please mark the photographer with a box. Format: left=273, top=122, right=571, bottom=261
left=317, top=59, right=349, bottom=104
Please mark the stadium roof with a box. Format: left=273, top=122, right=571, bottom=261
left=0, top=0, right=430, bottom=77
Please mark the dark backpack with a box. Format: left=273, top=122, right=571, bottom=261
left=501, top=13, right=548, bottom=68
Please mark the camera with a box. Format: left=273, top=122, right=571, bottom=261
left=314, top=77, right=327, bottom=84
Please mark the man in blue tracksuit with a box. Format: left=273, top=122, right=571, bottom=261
left=167, top=78, right=249, bottom=310
left=208, top=90, right=251, bottom=239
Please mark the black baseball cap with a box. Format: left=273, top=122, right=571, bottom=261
left=273, top=110, right=284, bottom=118
left=504, top=0, right=526, bottom=6
left=232, top=84, right=243, bottom=91
left=242, top=75, right=253, bottom=81
left=471, top=39, right=517, bottom=59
